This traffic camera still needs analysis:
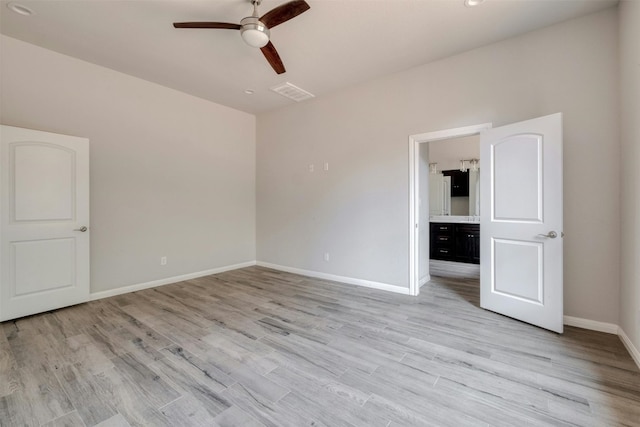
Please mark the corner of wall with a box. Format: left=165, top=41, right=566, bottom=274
left=618, top=327, right=640, bottom=370
left=618, top=0, right=640, bottom=367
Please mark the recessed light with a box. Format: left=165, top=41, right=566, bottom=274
left=464, top=0, right=485, bottom=7
left=244, top=89, right=255, bottom=95
left=7, top=2, right=34, bottom=16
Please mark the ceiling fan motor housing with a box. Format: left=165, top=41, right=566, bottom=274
left=240, top=16, right=270, bottom=47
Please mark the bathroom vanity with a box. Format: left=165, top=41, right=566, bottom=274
left=430, top=216, right=480, bottom=264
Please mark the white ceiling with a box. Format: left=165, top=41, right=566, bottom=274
left=0, top=0, right=617, bottom=114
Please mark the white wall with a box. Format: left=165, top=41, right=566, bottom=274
left=257, top=9, right=620, bottom=323
left=619, top=1, right=640, bottom=356
left=0, top=36, right=256, bottom=294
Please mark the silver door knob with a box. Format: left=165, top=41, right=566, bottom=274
left=538, top=231, right=557, bottom=238
left=74, top=226, right=88, bottom=232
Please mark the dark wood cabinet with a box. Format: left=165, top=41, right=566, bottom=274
left=442, top=170, right=469, bottom=197
left=430, top=223, right=454, bottom=261
left=430, top=222, right=479, bottom=264
left=454, top=223, right=480, bottom=264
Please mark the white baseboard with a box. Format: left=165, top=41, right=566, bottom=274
left=419, top=275, right=431, bottom=287
left=563, top=315, right=619, bottom=334
left=256, top=261, right=411, bottom=295
left=89, top=260, right=257, bottom=301
left=618, top=327, right=640, bottom=370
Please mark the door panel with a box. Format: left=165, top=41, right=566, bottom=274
left=12, top=238, right=75, bottom=295
left=14, top=143, right=76, bottom=221
left=492, top=238, right=542, bottom=303
left=1, top=125, right=89, bottom=321
left=493, top=134, right=542, bottom=222
left=480, top=113, right=563, bottom=333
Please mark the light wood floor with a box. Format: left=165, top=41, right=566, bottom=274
left=428, top=260, right=480, bottom=280
left=1, top=266, right=639, bottom=427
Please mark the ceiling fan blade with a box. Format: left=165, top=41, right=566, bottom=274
left=260, top=0, right=310, bottom=29
left=173, top=22, right=241, bottom=30
left=260, top=41, right=286, bottom=74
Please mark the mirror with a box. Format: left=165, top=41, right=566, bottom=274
left=427, top=135, right=480, bottom=217
left=429, top=169, right=480, bottom=216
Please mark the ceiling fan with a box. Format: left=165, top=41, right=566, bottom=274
left=173, top=0, right=310, bottom=75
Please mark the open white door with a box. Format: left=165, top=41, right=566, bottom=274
left=480, top=113, right=563, bottom=333
left=0, top=125, right=90, bottom=321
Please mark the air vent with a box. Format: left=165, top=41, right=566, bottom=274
left=270, top=82, right=315, bottom=102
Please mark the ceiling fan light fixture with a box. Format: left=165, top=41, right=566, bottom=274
left=240, top=17, right=270, bottom=48
left=172, top=0, right=310, bottom=74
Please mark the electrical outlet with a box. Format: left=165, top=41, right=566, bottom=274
left=160, top=256, right=167, bottom=265
left=324, top=162, right=329, bottom=171
left=324, top=252, right=330, bottom=262
left=309, top=164, right=315, bottom=172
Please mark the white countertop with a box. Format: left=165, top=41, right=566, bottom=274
left=430, top=215, right=480, bottom=224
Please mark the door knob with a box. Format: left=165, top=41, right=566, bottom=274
left=538, top=231, right=557, bottom=238
left=74, top=226, right=88, bottom=232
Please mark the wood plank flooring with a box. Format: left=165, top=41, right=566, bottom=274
left=428, top=260, right=480, bottom=280
left=1, top=266, right=639, bottom=426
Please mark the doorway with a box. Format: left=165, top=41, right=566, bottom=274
left=409, top=114, right=564, bottom=333
left=426, top=135, right=481, bottom=278
left=408, top=123, right=491, bottom=296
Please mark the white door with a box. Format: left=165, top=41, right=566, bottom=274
left=0, top=125, right=90, bottom=321
left=480, top=113, right=563, bottom=333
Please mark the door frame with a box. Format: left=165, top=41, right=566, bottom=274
left=408, top=123, right=492, bottom=296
